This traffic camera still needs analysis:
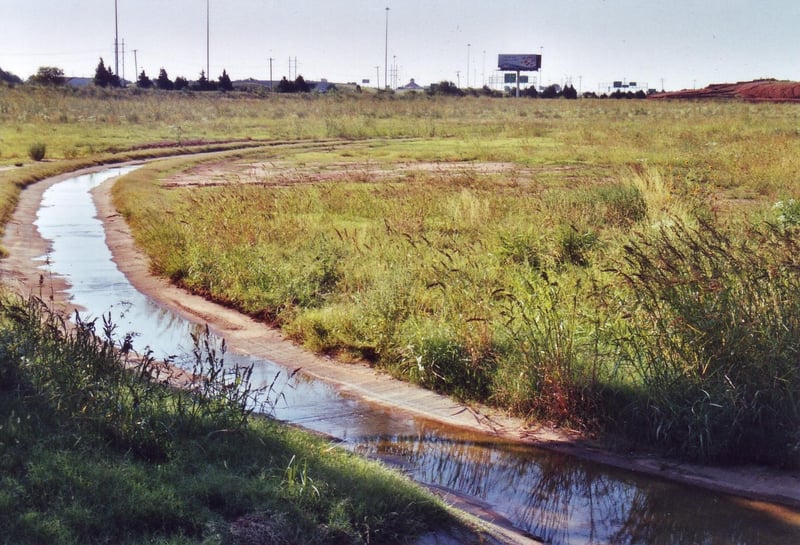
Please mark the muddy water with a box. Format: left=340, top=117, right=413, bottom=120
left=32, top=167, right=800, bottom=544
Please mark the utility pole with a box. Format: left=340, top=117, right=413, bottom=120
left=375, top=66, right=380, bottom=89
left=456, top=70, right=460, bottom=88
left=384, top=7, right=389, bottom=90
left=539, top=45, right=544, bottom=90
left=466, top=43, right=470, bottom=88
left=269, top=57, right=273, bottom=91
left=114, top=0, right=119, bottom=78
left=121, top=39, right=126, bottom=85
left=133, top=49, right=138, bottom=81
left=206, top=0, right=210, bottom=79
left=482, top=50, right=486, bottom=87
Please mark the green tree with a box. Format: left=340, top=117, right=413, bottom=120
left=156, top=68, right=173, bottom=90
left=29, top=66, right=65, bottom=86
left=541, top=84, right=561, bottom=98
left=294, top=75, right=310, bottom=92
left=194, top=70, right=216, bottom=91
left=218, top=69, right=233, bottom=91
left=94, top=58, right=120, bottom=88
left=428, top=80, right=464, bottom=96
left=276, top=76, right=294, bottom=93
left=174, top=76, right=189, bottom=90
left=136, top=70, right=153, bottom=89
left=1, top=67, right=24, bottom=85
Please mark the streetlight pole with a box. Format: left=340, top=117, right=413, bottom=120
left=482, top=49, right=486, bottom=87
left=384, top=7, right=389, bottom=90
left=539, top=45, right=544, bottom=90
left=114, top=0, right=119, bottom=78
left=206, top=0, right=210, bottom=79
left=466, top=43, right=470, bottom=88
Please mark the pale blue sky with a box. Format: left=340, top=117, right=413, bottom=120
left=1, top=0, right=799, bottom=92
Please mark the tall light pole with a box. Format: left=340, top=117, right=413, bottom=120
left=539, top=45, right=544, bottom=90
left=466, top=43, right=470, bottom=88
left=268, top=57, right=273, bottom=91
left=482, top=49, right=486, bottom=87
left=384, top=7, right=390, bottom=90
left=114, top=0, right=119, bottom=77
left=206, top=0, right=210, bottom=78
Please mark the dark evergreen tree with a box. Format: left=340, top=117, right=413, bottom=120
left=94, top=58, right=120, bottom=87
left=293, top=75, right=310, bottom=92
left=562, top=84, right=578, bottom=99
left=174, top=76, right=189, bottom=91
left=276, top=76, right=294, bottom=93
left=137, top=70, right=153, bottom=89
left=156, top=68, right=173, bottom=90
left=218, top=69, right=233, bottom=91
left=194, top=70, right=216, bottom=91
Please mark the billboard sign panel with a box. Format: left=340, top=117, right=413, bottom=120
left=498, top=54, right=541, bottom=71
left=504, top=73, right=517, bottom=83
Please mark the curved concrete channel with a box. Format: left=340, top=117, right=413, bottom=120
left=4, top=163, right=800, bottom=544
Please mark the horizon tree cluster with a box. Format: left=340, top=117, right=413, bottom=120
left=3, top=60, right=655, bottom=99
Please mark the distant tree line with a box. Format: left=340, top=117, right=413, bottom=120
left=3, top=61, right=652, bottom=100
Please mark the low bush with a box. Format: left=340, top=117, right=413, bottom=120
left=27, top=142, right=46, bottom=161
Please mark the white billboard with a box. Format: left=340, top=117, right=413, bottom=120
left=498, top=54, right=541, bottom=71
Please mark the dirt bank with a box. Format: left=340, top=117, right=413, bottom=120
left=2, top=162, right=800, bottom=521
left=649, top=79, right=800, bottom=102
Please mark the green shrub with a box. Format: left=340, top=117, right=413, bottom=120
left=27, top=142, right=46, bottom=161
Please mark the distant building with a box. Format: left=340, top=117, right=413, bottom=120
left=397, top=78, right=425, bottom=92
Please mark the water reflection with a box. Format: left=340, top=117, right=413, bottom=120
left=355, top=429, right=800, bottom=544
left=30, top=166, right=800, bottom=545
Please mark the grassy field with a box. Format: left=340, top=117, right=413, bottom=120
left=0, top=87, right=482, bottom=544
left=3, top=86, right=800, bottom=473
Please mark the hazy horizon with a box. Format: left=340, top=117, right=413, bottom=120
left=2, top=0, right=799, bottom=93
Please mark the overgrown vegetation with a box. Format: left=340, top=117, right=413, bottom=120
left=107, top=97, right=800, bottom=467
left=0, top=295, right=453, bottom=544
left=2, top=86, right=800, bottom=468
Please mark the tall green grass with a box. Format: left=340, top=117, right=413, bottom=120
left=0, top=294, right=454, bottom=544
left=5, top=86, right=800, bottom=466
left=112, top=98, right=800, bottom=465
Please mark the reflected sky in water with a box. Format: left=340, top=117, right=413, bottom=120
left=32, top=167, right=800, bottom=545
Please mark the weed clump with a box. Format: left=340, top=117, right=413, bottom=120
left=615, top=217, right=800, bottom=464
left=27, top=142, right=46, bottom=161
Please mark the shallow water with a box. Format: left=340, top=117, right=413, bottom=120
left=32, top=166, right=800, bottom=544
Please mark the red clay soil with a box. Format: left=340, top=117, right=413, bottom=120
left=649, top=79, right=800, bottom=102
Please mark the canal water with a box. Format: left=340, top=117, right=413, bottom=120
left=32, top=166, right=800, bottom=544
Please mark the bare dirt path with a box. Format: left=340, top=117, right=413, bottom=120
left=3, top=161, right=800, bottom=528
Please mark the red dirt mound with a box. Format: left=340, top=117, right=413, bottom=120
left=649, top=79, right=800, bottom=102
